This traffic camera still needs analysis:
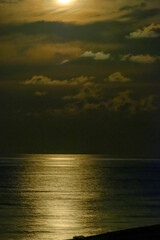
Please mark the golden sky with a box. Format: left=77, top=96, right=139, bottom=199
left=0, top=0, right=159, bottom=24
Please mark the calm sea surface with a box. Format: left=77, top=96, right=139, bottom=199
left=0, top=155, right=160, bottom=240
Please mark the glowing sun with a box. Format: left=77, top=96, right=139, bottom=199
left=58, top=0, right=71, bottom=3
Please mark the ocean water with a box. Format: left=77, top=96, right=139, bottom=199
left=0, top=154, right=160, bottom=240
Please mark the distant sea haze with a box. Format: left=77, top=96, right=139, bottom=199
left=0, top=155, right=159, bottom=240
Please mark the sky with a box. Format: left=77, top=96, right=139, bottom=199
left=0, top=0, right=160, bottom=156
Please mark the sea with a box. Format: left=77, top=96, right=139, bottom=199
left=0, top=154, right=160, bottom=240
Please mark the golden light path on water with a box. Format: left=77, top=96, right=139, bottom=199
left=20, top=154, right=106, bottom=240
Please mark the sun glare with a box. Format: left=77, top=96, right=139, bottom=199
left=58, top=0, right=71, bottom=4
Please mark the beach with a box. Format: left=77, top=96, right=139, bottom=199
left=72, top=225, right=160, bottom=240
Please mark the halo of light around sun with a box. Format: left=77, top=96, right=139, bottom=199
left=58, top=0, right=71, bottom=4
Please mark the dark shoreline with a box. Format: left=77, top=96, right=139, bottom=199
left=72, top=224, right=160, bottom=240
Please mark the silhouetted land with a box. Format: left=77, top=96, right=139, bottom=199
left=72, top=224, right=160, bottom=240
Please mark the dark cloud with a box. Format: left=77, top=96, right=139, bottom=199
left=120, top=2, right=146, bottom=11
left=54, top=89, right=158, bottom=116
left=0, top=0, right=21, bottom=3
left=121, top=8, right=160, bottom=21
left=105, top=91, right=158, bottom=113
left=0, top=20, right=130, bottom=43
left=1, top=74, right=160, bottom=155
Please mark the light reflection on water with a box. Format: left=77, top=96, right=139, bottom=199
left=0, top=155, right=160, bottom=240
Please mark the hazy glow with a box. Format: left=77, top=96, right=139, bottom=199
left=58, top=0, right=71, bottom=3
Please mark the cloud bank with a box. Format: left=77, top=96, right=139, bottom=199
left=126, top=23, right=160, bottom=38
left=121, top=54, right=159, bottom=63
left=24, top=75, right=95, bottom=86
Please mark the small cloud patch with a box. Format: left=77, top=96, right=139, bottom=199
left=60, top=59, right=69, bottom=65
left=81, top=51, right=111, bottom=60
left=105, top=72, right=131, bottom=82
left=34, top=91, right=46, bottom=96
left=24, top=75, right=53, bottom=85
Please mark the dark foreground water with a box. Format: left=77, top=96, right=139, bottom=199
left=0, top=155, right=160, bottom=240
